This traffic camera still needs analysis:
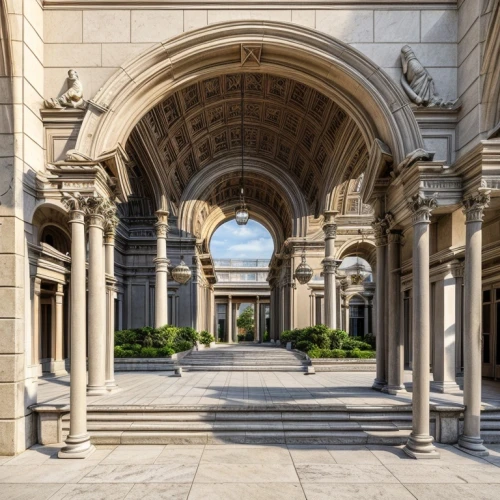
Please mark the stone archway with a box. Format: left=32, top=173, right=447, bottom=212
left=74, top=21, right=423, bottom=211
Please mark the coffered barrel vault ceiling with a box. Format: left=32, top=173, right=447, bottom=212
left=126, top=72, right=369, bottom=218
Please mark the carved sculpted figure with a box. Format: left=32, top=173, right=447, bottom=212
left=45, top=69, right=86, bottom=109
left=400, top=45, right=457, bottom=108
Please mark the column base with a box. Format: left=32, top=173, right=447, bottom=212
left=403, top=433, right=440, bottom=459
left=430, top=381, right=461, bottom=394
left=382, top=384, right=407, bottom=395
left=372, top=378, right=387, bottom=391
left=455, top=435, right=489, bottom=457
left=105, top=380, right=119, bottom=392
left=87, top=385, right=107, bottom=396
left=58, top=434, right=95, bottom=459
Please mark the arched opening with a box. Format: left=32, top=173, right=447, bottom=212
left=210, top=219, right=273, bottom=343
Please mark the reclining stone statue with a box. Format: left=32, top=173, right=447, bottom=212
left=400, top=45, right=458, bottom=109
left=44, top=69, right=86, bottom=109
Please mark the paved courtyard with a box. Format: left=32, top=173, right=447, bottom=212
left=1, top=442, right=500, bottom=499
left=37, top=370, right=500, bottom=409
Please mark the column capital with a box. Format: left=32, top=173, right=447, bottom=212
left=407, top=193, right=437, bottom=225
left=155, top=209, right=170, bottom=237
left=322, top=210, right=339, bottom=239
left=62, top=195, right=86, bottom=224
left=462, top=190, right=491, bottom=223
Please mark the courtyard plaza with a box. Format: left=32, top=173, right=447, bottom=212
left=37, top=368, right=500, bottom=409
left=0, top=441, right=500, bottom=499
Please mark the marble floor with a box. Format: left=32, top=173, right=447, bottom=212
left=37, top=370, right=500, bottom=408
left=1, top=442, right=500, bottom=499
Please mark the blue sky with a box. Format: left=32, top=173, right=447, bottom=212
left=210, top=219, right=274, bottom=259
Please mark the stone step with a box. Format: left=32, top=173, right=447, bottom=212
left=180, top=365, right=307, bottom=371
left=481, top=430, right=500, bottom=444
left=61, top=428, right=412, bottom=446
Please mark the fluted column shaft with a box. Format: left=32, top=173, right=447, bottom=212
left=372, top=216, right=389, bottom=390
left=155, top=210, right=169, bottom=328
left=87, top=199, right=107, bottom=396
left=323, top=211, right=339, bottom=329
left=403, top=195, right=439, bottom=459
left=59, top=199, right=94, bottom=459
left=457, top=191, right=490, bottom=457
left=384, top=231, right=405, bottom=394
left=105, top=215, right=118, bottom=390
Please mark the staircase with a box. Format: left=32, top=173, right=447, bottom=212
left=60, top=405, right=414, bottom=446
left=180, top=344, right=310, bottom=372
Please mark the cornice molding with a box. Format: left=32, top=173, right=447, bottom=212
left=43, top=1, right=457, bottom=9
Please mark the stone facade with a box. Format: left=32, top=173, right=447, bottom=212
left=1, top=0, right=500, bottom=458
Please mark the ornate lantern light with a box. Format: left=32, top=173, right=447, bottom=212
left=294, top=245, right=313, bottom=285
left=171, top=237, right=192, bottom=284
left=235, top=74, right=249, bottom=226
left=235, top=188, right=249, bottom=225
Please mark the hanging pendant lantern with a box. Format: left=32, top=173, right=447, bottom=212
left=171, top=235, right=192, bottom=284
left=235, top=74, right=249, bottom=226
left=295, top=246, right=313, bottom=285
left=172, top=256, right=192, bottom=284
left=235, top=188, right=249, bottom=226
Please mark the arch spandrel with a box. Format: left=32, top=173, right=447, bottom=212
left=76, top=21, right=423, bottom=188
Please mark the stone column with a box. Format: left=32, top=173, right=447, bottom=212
left=323, top=211, right=339, bottom=329
left=255, top=296, right=261, bottom=342
left=372, top=216, right=389, bottom=390
left=154, top=209, right=169, bottom=327
left=52, top=284, right=67, bottom=376
left=59, top=197, right=94, bottom=459
left=86, top=198, right=107, bottom=396
left=32, top=277, right=42, bottom=374
left=364, top=304, right=370, bottom=335
left=457, top=191, right=490, bottom=457
left=403, top=194, right=439, bottom=459
left=384, top=231, right=405, bottom=394
left=344, top=297, right=350, bottom=334
left=227, top=295, right=233, bottom=343
left=104, top=214, right=118, bottom=391
left=431, top=270, right=459, bottom=393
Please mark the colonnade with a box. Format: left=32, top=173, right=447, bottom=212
left=364, top=193, right=490, bottom=459
left=59, top=195, right=118, bottom=458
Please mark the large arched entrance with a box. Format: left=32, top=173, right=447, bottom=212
left=40, top=21, right=474, bottom=460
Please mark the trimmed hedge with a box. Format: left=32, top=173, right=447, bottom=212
left=114, top=325, right=199, bottom=358
left=280, top=324, right=375, bottom=359
left=307, top=347, right=376, bottom=359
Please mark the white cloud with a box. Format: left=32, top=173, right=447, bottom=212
left=211, top=220, right=273, bottom=259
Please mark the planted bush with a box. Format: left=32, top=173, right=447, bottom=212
left=114, top=325, right=199, bottom=358
left=280, top=324, right=375, bottom=359
left=199, top=330, right=215, bottom=347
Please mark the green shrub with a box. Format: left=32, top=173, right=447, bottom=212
left=174, top=340, right=193, bottom=353
left=176, top=327, right=199, bottom=344
left=200, top=330, right=215, bottom=347
left=307, top=347, right=347, bottom=358
left=342, top=337, right=373, bottom=351
left=115, top=330, right=138, bottom=346
left=263, top=331, right=270, bottom=342
left=362, top=334, right=376, bottom=349
left=245, top=332, right=254, bottom=341
left=114, top=346, right=136, bottom=358
left=140, top=346, right=159, bottom=358
left=157, top=346, right=175, bottom=357
left=345, top=349, right=376, bottom=359
left=237, top=333, right=246, bottom=342
left=328, top=329, right=349, bottom=349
